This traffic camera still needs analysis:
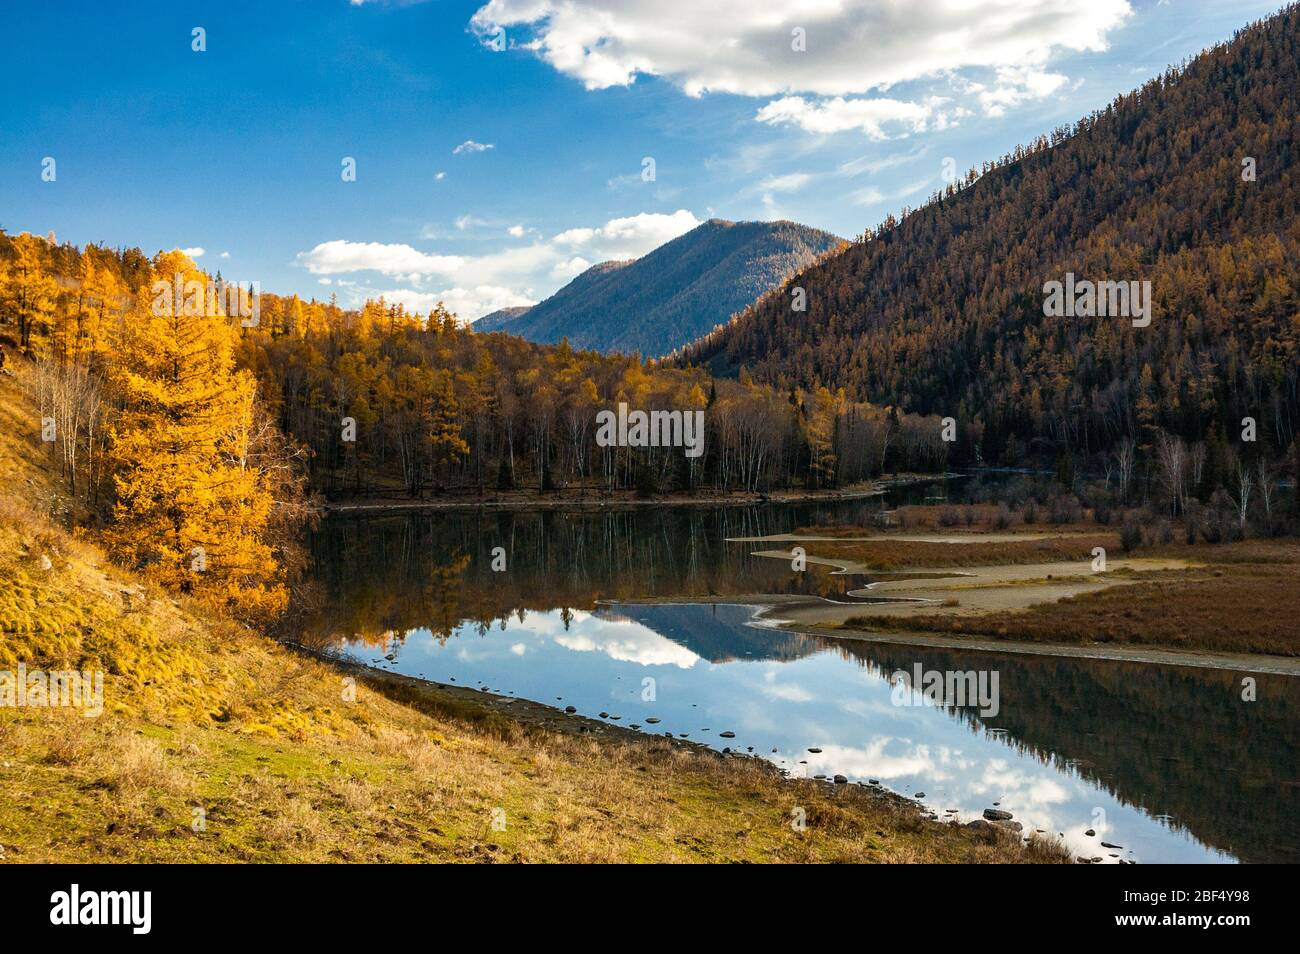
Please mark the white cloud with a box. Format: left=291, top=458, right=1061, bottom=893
left=553, top=622, right=700, bottom=668
left=960, top=65, right=1071, bottom=117
left=296, top=240, right=465, bottom=278
left=471, top=0, right=1131, bottom=98
left=838, top=146, right=928, bottom=178
left=296, top=210, right=700, bottom=319
left=472, top=0, right=1130, bottom=136
left=434, top=171, right=447, bottom=180
left=180, top=247, right=205, bottom=258
left=551, top=255, right=591, bottom=279
left=376, top=285, right=536, bottom=321
left=507, top=224, right=526, bottom=237
left=849, top=177, right=931, bottom=207
left=756, top=95, right=948, bottom=139
left=798, top=738, right=945, bottom=782
left=758, top=671, right=814, bottom=703
left=219, top=250, right=231, bottom=259
left=552, top=209, right=699, bottom=260
left=453, top=139, right=494, bottom=154
left=758, top=172, right=812, bottom=192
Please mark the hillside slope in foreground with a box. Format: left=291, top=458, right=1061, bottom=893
left=0, top=359, right=1061, bottom=863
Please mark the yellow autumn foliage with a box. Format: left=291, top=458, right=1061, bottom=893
left=102, top=251, right=286, bottom=620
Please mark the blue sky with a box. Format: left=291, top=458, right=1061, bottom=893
left=0, top=0, right=1284, bottom=319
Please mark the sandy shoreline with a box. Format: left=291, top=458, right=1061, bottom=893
left=603, top=594, right=1300, bottom=675
left=283, top=639, right=961, bottom=817
left=709, top=534, right=1300, bottom=674
left=773, top=616, right=1300, bottom=676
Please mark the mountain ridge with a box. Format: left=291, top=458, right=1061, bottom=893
left=475, top=218, right=843, bottom=357
left=682, top=7, right=1300, bottom=465
left=473, top=305, right=533, bottom=333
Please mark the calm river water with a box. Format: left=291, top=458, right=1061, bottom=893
left=296, top=477, right=1300, bottom=863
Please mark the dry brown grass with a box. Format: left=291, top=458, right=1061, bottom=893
left=842, top=539, right=1300, bottom=656
left=261, top=794, right=326, bottom=849
left=803, top=502, right=1114, bottom=536
left=333, top=777, right=377, bottom=813
left=40, top=711, right=94, bottom=766
left=98, top=734, right=192, bottom=797
left=812, top=533, right=1117, bottom=570
left=0, top=656, right=1071, bottom=863
left=901, top=566, right=1297, bottom=654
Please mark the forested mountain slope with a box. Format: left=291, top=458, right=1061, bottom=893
left=473, top=305, right=532, bottom=332
left=683, top=6, right=1300, bottom=468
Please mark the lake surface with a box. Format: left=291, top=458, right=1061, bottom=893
left=296, top=481, right=1300, bottom=864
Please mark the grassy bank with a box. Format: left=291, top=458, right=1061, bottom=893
left=0, top=364, right=1063, bottom=863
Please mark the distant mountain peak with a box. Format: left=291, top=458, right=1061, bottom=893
left=475, top=218, right=843, bottom=357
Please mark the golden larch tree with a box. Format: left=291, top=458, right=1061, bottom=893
left=104, top=251, right=286, bottom=619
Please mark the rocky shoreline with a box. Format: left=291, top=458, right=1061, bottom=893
left=285, top=639, right=1066, bottom=859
